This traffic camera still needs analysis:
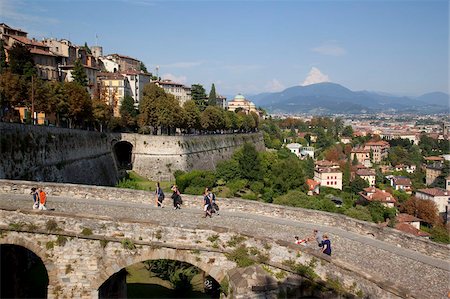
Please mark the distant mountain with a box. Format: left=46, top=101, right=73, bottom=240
left=249, top=82, right=448, bottom=114
left=415, top=92, right=449, bottom=107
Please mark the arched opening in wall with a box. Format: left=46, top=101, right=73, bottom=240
left=113, top=141, right=133, bottom=170
left=98, top=259, right=221, bottom=299
left=0, top=244, right=49, bottom=298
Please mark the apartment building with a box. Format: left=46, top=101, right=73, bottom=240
left=314, top=160, right=342, bottom=190
left=356, top=168, right=376, bottom=186
left=416, top=188, right=449, bottom=222
left=350, top=147, right=372, bottom=167
left=153, top=79, right=192, bottom=106
left=358, top=187, right=397, bottom=208
left=97, top=72, right=132, bottom=117
left=121, top=70, right=152, bottom=107
left=364, top=140, right=390, bottom=163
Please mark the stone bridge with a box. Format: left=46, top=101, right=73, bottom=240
left=0, top=180, right=449, bottom=299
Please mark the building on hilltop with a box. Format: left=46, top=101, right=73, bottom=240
left=104, top=53, right=141, bottom=72
left=216, top=95, right=227, bottom=109
left=96, top=72, right=132, bottom=117
left=121, top=70, right=152, bottom=107
left=364, top=140, right=390, bottom=163
left=227, top=94, right=258, bottom=114
left=415, top=188, right=449, bottom=222
left=350, top=147, right=372, bottom=167
left=314, top=160, right=342, bottom=190
left=153, top=79, right=192, bottom=106
left=286, top=143, right=302, bottom=157
left=357, top=187, right=397, bottom=208
left=356, top=168, right=376, bottom=187
left=424, top=156, right=446, bottom=186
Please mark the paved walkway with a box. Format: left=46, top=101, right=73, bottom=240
left=1, top=193, right=449, bottom=298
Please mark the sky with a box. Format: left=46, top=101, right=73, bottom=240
left=0, top=0, right=448, bottom=97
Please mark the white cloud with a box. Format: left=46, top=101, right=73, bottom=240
left=301, top=67, right=330, bottom=86
left=265, top=79, right=285, bottom=92
left=0, top=0, right=59, bottom=27
left=162, top=73, right=187, bottom=85
left=312, top=43, right=346, bottom=56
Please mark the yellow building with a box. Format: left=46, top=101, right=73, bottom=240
left=97, top=72, right=131, bottom=117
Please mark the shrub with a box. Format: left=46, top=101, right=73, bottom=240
left=46, top=220, right=59, bottom=232
left=249, top=181, right=264, bottom=194
left=225, top=245, right=255, bottom=267
left=81, top=227, right=93, bottom=236
left=175, top=170, right=215, bottom=193
left=430, top=225, right=450, bottom=244
left=344, top=206, right=372, bottom=222
left=226, top=179, right=248, bottom=196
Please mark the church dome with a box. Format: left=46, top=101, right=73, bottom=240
left=234, top=94, right=246, bottom=101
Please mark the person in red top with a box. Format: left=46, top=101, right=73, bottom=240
left=38, top=187, right=47, bottom=210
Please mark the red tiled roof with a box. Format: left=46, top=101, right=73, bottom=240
left=9, top=35, right=47, bottom=47
left=306, top=179, right=320, bottom=190
left=393, top=177, right=412, bottom=186
left=416, top=188, right=449, bottom=197
left=425, top=156, right=444, bottom=161
left=365, top=140, right=390, bottom=147
left=395, top=223, right=430, bottom=237
left=30, top=48, right=56, bottom=56
left=360, top=187, right=397, bottom=203
left=396, top=213, right=422, bottom=223
left=356, top=169, right=376, bottom=176
left=351, top=147, right=370, bottom=153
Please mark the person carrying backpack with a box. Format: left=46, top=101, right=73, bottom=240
left=155, top=182, right=165, bottom=208
left=209, top=189, right=219, bottom=215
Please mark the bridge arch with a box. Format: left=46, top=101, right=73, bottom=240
left=93, top=247, right=231, bottom=291
left=113, top=140, right=134, bottom=169
left=0, top=235, right=58, bottom=297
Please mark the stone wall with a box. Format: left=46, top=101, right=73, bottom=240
left=1, top=179, right=448, bottom=262
left=0, top=123, right=119, bottom=186
left=121, top=132, right=265, bottom=181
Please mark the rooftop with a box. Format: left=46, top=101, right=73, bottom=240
left=416, top=188, right=449, bottom=197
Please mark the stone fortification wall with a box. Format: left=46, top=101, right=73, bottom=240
left=1, top=179, right=448, bottom=262
left=123, top=133, right=264, bottom=181
left=0, top=123, right=119, bottom=186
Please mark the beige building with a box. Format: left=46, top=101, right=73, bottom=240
left=364, top=140, right=390, bottom=163
left=153, top=79, right=191, bottom=106
left=351, top=147, right=372, bottom=167
left=425, top=156, right=445, bottom=186
left=358, top=187, right=397, bottom=208
left=416, top=188, right=449, bottom=220
left=356, top=168, right=376, bottom=186
left=97, top=72, right=131, bottom=117
left=314, top=161, right=342, bottom=190
left=105, top=53, right=141, bottom=72
left=122, top=70, right=152, bottom=107
left=227, top=94, right=257, bottom=114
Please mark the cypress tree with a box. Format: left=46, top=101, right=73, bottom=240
left=72, top=59, right=88, bottom=87
left=208, top=83, right=217, bottom=106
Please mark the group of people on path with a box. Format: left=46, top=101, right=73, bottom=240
left=295, top=229, right=332, bottom=256
left=153, top=183, right=219, bottom=217
left=30, top=187, right=47, bottom=210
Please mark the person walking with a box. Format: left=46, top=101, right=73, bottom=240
left=31, top=187, right=39, bottom=209
left=209, top=189, right=219, bottom=215
left=155, top=182, right=165, bottom=208
left=202, top=187, right=212, bottom=218
left=321, top=234, right=332, bottom=256
left=171, top=185, right=182, bottom=209
left=38, top=187, right=47, bottom=211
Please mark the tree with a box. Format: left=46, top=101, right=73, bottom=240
left=72, top=59, right=88, bottom=87
left=7, top=43, right=36, bottom=78
left=342, top=160, right=351, bottom=192
left=144, top=260, right=200, bottom=293
left=0, top=71, right=28, bottom=109
left=157, top=93, right=182, bottom=135
left=350, top=176, right=369, bottom=194
left=140, top=61, right=148, bottom=73
left=92, top=98, right=112, bottom=132
left=400, top=196, right=440, bottom=225
left=208, top=83, right=217, bottom=106
left=200, top=106, right=225, bottom=132
left=0, top=40, right=7, bottom=73
left=139, top=83, right=166, bottom=134
left=62, top=82, right=92, bottom=128
left=119, top=95, right=138, bottom=130
left=182, top=100, right=201, bottom=132
left=238, top=143, right=262, bottom=181
left=191, top=84, right=207, bottom=110
left=342, top=125, right=354, bottom=137
left=82, top=42, right=92, bottom=54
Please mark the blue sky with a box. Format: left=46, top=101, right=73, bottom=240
left=1, top=0, right=448, bottom=97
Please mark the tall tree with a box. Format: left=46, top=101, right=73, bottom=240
left=182, top=100, right=201, bottom=132
left=200, top=106, right=225, bottom=132
left=72, top=59, right=88, bottom=87
left=139, top=83, right=166, bottom=134
left=191, top=84, right=207, bottom=110
left=0, top=71, right=28, bottom=109
left=239, top=143, right=262, bottom=181
left=82, top=42, right=92, bottom=54
left=208, top=83, right=217, bottom=106
left=93, top=98, right=112, bottom=132
left=157, top=93, right=182, bottom=135
left=62, top=81, right=92, bottom=128
left=120, top=95, right=138, bottom=130
left=139, top=62, right=148, bottom=73
left=8, top=43, right=36, bottom=78
left=0, top=40, right=7, bottom=73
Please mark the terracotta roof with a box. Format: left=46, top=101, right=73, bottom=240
left=315, top=160, right=339, bottom=167
left=359, top=187, right=397, bottom=203
left=392, top=176, right=412, bottom=186
left=416, top=188, right=449, bottom=197
left=356, top=169, right=376, bottom=176
left=30, top=48, right=56, bottom=56
left=425, top=156, right=444, bottom=161
left=365, top=140, right=390, bottom=147
left=396, top=213, right=422, bottom=223
left=108, top=53, right=140, bottom=62
left=395, top=223, right=430, bottom=237
left=351, top=147, right=370, bottom=153
left=306, top=179, right=320, bottom=190
left=9, top=35, right=47, bottom=48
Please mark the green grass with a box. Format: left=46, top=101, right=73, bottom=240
left=117, top=171, right=174, bottom=193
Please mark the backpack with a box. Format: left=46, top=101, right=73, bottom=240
left=158, top=188, right=165, bottom=201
